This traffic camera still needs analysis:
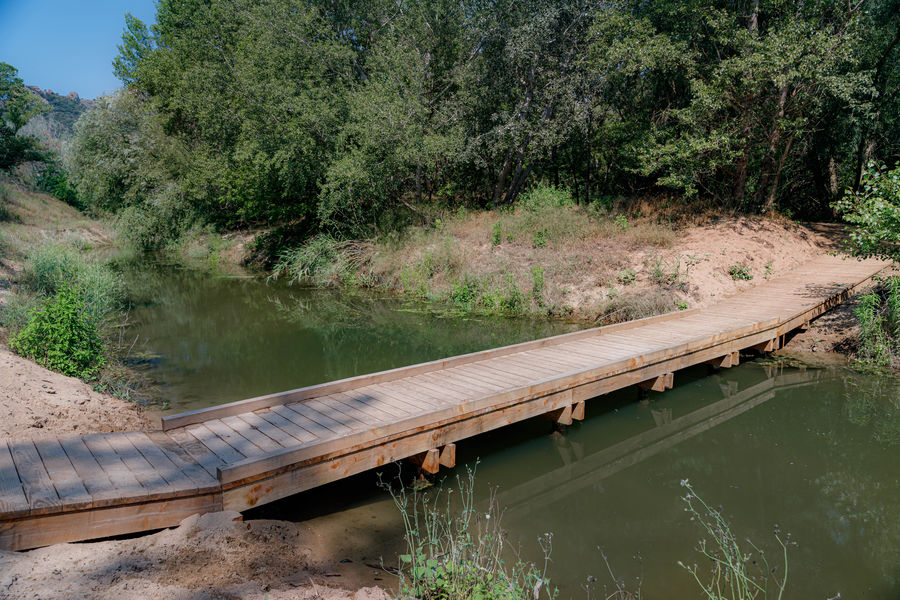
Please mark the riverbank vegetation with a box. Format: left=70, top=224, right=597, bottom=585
left=37, top=0, right=900, bottom=256
left=0, top=180, right=148, bottom=399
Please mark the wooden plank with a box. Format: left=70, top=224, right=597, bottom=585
left=164, top=427, right=226, bottom=477
left=82, top=434, right=148, bottom=500
left=145, top=431, right=220, bottom=491
left=0, top=491, right=222, bottom=551
left=283, top=402, right=355, bottom=435
left=32, top=438, right=92, bottom=511
left=103, top=433, right=177, bottom=497
left=8, top=440, right=60, bottom=513
left=306, top=398, right=369, bottom=430
left=57, top=436, right=119, bottom=505
left=353, top=384, right=428, bottom=413
left=124, top=432, right=199, bottom=494
left=271, top=404, right=336, bottom=439
left=0, top=441, right=29, bottom=518
left=204, top=418, right=268, bottom=458
left=220, top=416, right=283, bottom=453
left=254, top=409, right=318, bottom=444
left=186, top=423, right=251, bottom=465
left=358, top=381, right=428, bottom=418
left=234, top=413, right=303, bottom=447
left=327, top=392, right=398, bottom=423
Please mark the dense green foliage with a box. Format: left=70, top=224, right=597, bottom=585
left=853, top=277, right=900, bottom=368
left=23, top=244, right=125, bottom=324
left=3, top=244, right=125, bottom=380
left=834, top=163, right=900, bottom=262
left=1, top=63, right=46, bottom=171
left=64, top=0, right=900, bottom=246
left=9, top=286, right=106, bottom=379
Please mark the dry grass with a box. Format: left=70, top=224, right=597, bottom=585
left=357, top=205, right=681, bottom=318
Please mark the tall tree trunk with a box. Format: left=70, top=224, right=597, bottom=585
left=756, top=84, right=790, bottom=212
left=733, top=0, right=760, bottom=209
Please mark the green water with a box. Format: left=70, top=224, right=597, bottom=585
left=125, top=266, right=900, bottom=599
left=122, top=265, right=580, bottom=414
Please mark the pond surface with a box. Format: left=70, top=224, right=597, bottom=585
left=125, top=265, right=900, bottom=599
left=122, top=265, right=580, bottom=414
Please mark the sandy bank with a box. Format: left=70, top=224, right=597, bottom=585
left=0, top=346, right=152, bottom=438
left=0, top=511, right=390, bottom=600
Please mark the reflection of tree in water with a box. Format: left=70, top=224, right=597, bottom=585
left=120, top=265, right=579, bottom=408
left=267, top=282, right=581, bottom=372
left=843, top=375, right=900, bottom=446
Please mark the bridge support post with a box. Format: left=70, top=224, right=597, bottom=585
left=705, top=351, right=740, bottom=372
left=639, top=372, right=673, bottom=393
left=409, top=443, right=456, bottom=475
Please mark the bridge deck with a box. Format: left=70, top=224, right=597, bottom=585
left=0, top=255, right=887, bottom=550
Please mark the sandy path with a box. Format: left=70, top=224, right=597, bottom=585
left=0, top=346, right=153, bottom=438
left=0, top=511, right=389, bottom=600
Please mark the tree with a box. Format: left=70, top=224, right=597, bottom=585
left=0, top=62, right=46, bottom=170
left=833, top=162, right=900, bottom=263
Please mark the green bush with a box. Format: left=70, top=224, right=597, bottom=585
left=34, top=161, right=84, bottom=210
left=272, top=234, right=356, bottom=286
left=23, top=245, right=124, bottom=324
left=532, top=229, right=548, bottom=248
left=834, top=163, right=900, bottom=262
left=517, top=184, right=574, bottom=212
left=10, top=286, right=106, bottom=379
left=853, top=277, right=900, bottom=369
left=116, top=183, right=195, bottom=252
left=728, top=263, right=753, bottom=281
left=491, top=221, right=502, bottom=246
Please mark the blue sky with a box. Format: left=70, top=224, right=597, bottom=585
left=0, top=0, right=157, bottom=99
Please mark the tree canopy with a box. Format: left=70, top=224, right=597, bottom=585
left=0, top=62, right=46, bottom=171
left=66, top=0, right=900, bottom=241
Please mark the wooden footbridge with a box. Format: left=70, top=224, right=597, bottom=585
left=0, top=255, right=886, bottom=550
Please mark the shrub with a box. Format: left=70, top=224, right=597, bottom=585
left=532, top=265, right=545, bottom=306
left=10, top=286, right=105, bottom=379
left=833, top=163, right=900, bottom=262
left=616, top=269, right=636, bottom=285
left=517, top=183, right=574, bottom=212
left=116, top=183, right=195, bottom=252
left=532, top=229, right=548, bottom=248
left=728, top=263, right=753, bottom=281
left=384, top=466, right=557, bottom=600
left=34, top=160, right=84, bottom=210
left=274, top=234, right=345, bottom=283
left=23, top=245, right=124, bottom=323
left=852, top=277, right=900, bottom=369
left=491, top=221, right=502, bottom=246
left=614, top=214, right=630, bottom=232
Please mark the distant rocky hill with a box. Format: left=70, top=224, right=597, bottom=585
left=20, top=87, right=95, bottom=151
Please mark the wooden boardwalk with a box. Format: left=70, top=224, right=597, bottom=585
left=0, top=255, right=886, bottom=550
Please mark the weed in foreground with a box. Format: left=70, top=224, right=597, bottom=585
left=679, top=480, right=789, bottom=600
left=382, top=466, right=557, bottom=600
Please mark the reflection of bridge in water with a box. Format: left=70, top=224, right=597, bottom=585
left=497, top=369, right=825, bottom=518
left=0, top=256, right=882, bottom=551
